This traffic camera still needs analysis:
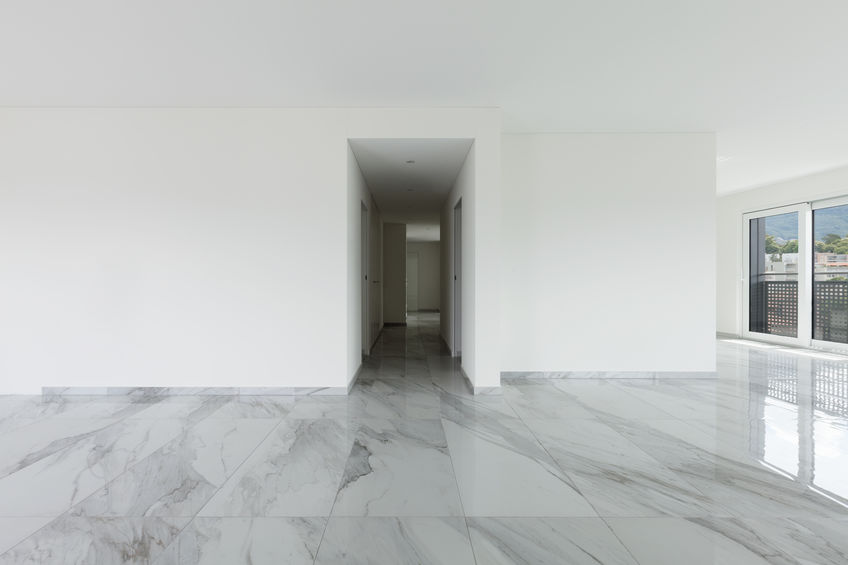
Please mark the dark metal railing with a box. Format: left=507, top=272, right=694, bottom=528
left=752, top=280, right=848, bottom=343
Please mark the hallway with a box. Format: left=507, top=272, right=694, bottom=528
left=0, top=316, right=847, bottom=563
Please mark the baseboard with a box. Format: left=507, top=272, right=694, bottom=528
left=501, top=371, right=717, bottom=381
left=42, top=386, right=349, bottom=397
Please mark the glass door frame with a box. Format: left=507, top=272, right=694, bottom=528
left=810, top=195, right=848, bottom=352
left=741, top=203, right=812, bottom=347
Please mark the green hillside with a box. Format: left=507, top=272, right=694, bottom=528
left=814, top=206, right=848, bottom=241
left=762, top=206, right=848, bottom=242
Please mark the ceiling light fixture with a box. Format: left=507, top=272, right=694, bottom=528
left=405, top=160, right=415, bottom=164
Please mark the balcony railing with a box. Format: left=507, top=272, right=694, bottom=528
left=751, top=280, right=798, bottom=337
left=815, top=281, right=848, bottom=343
left=752, top=280, right=848, bottom=343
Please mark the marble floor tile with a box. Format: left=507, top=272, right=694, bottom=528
left=0, top=418, right=188, bottom=516
left=202, top=396, right=295, bottom=419
left=611, top=381, right=725, bottom=420
left=331, top=419, right=463, bottom=516
left=682, top=463, right=848, bottom=520
left=441, top=416, right=598, bottom=516
left=552, top=380, right=680, bottom=420
left=502, top=383, right=599, bottom=420
left=466, top=517, right=638, bottom=565
left=40, top=398, right=158, bottom=420
left=604, top=416, right=720, bottom=460
left=0, top=417, right=119, bottom=479
left=605, top=417, right=848, bottom=519
left=0, top=516, right=188, bottom=565
left=603, top=416, right=736, bottom=478
left=127, top=396, right=230, bottom=423
left=0, top=443, right=105, bottom=517
left=429, top=357, right=474, bottom=397
left=699, top=516, right=848, bottom=565
left=314, top=517, right=476, bottom=565
left=346, top=379, right=441, bottom=419
left=523, top=418, right=725, bottom=517
left=0, top=516, right=55, bottom=555
left=285, top=397, right=352, bottom=420
left=198, top=419, right=353, bottom=517
left=152, top=517, right=325, bottom=565
left=607, top=516, right=848, bottom=565
left=70, top=418, right=277, bottom=517
left=0, top=396, right=139, bottom=434
left=358, top=357, right=431, bottom=380
left=438, top=390, right=519, bottom=420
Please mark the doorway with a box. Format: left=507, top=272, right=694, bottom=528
left=453, top=199, right=462, bottom=357
left=361, top=201, right=369, bottom=356
left=347, top=137, right=478, bottom=385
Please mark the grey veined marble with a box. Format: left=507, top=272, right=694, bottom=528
left=1, top=318, right=847, bottom=564
left=153, top=517, right=326, bottom=565
left=197, top=418, right=354, bottom=517
left=466, top=517, right=639, bottom=565
left=331, top=418, right=463, bottom=516
left=315, top=517, right=476, bottom=565
left=0, top=516, right=188, bottom=565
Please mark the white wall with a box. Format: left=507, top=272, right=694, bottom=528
left=0, top=108, right=350, bottom=393
left=406, top=241, right=440, bottom=311
left=382, top=223, right=407, bottom=324
left=500, top=133, right=716, bottom=372
left=717, top=165, right=848, bottom=335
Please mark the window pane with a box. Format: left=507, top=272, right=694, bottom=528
left=749, top=212, right=798, bottom=337
left=813, top=204, right=848, bottom=343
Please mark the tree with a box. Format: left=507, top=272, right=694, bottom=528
left=824, top=233, right=842, bottom=245
left=765, top=235, right=780, bottom=254
left=781, top=240, right=799, bottom=253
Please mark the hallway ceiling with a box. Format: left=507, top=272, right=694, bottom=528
left=2, top=1, right=848, bottom=193
left=350, top=139, right=473, bottom=242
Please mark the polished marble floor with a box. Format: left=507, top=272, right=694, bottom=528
left=0, top=314, right=847, bottom=563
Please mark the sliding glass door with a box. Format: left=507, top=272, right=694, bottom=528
left=743, top=204, right=809, bottom=346
left=812, top=198, right=848, bottom=347
left=744, top=196, right=848, bottom=351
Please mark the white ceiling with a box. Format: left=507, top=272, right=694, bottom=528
left=350, top=139, right=473, bottom=242
left=2, top=1, right=848, bottom=193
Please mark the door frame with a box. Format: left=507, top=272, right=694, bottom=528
left=809, top=195, right=848, bottom=352
left=741, top=203, right=810, bottom=347
left=361, top=200, right=369, bottom=356
left=453, top=199, right=462, bottom=357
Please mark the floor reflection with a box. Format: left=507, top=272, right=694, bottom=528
left=743, top=345, right=848, bottom=504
